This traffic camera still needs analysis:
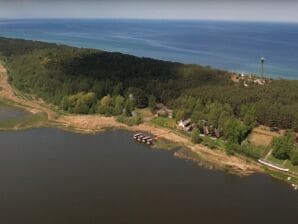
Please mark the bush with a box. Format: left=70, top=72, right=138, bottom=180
left=191, top=128, right=202, bottom=144
left=202, top=137, right=218, bottom=150
left=151, top=117, right=176, bottom=129
left=225, top=141, right=240, bottom=155
left=271, top=131, right=295, bottom=160
left=290, top=149, right=298, bottom=166
left=239, top=144, right=266, bottom=159
left=223, top=119, right=250, bottom=144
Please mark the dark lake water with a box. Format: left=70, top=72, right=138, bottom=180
left=0, top=105, right=28, bottom=122
left=0, top=128, right=297, bottom=224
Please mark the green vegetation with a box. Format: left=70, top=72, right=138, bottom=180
left=61, top=92, right=97, bottom=114
left=0, top=112, right=48, bottom=130
left=202, top=137, right=220, bottom=150
left=1, top=37, right=298, bottom=171
left=191, top=128, right=202, bottom=144
left=148, top=95, right=157, bottom=112
left=151, top=117, right=176, bottom=129
left=153, top=138, right=183, bottom=151
left=1, top=37, right=298, bottom=132
left=271, top=131, right=298, bottom=165
left=116, top=114, right=142, bottom=126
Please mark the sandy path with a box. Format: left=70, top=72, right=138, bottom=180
left=57, top=114, right=260, bottom=174
left=0, top=62, right=260, bottom=174
left=0, top=63, right=58, bottom=120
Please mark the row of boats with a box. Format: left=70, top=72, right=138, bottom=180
left=133, top=133, right=154, bottom=145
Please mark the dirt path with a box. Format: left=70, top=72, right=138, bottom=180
left=0, top=62, right=261, bottom=175
left=264, top=149, right=273, bottom=160
left=0, top=63, right=58, bottom=120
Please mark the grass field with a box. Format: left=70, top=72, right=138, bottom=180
left=266, top=155, right=298, bottom=173
left=151, top=117, right=177, bottom=129
left=249, top=126, right=282, bottom=147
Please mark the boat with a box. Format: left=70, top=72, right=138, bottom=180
left=133, top=133, right=143, bottom=139
left=142, top=136, right=152, bottom=143
left=133, top=133, right=154, bottom=145
left=258, top=159, right=289, bottom=172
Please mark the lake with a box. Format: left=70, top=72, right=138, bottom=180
left=0, top=104, right=28, bottom=122
left=0, top=127, right=297, bottom=224
left=0, top=19, right=298, bottom=79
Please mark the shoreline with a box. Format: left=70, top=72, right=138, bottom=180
left=1, top=62, right=298, bottom=186
left=0, top=62, right=260, bottom=175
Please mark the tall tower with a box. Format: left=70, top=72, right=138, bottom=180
left=260, top=57, right=265, bottom=77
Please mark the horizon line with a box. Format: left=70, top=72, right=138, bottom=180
left=1, top=17, right=298, bottom=24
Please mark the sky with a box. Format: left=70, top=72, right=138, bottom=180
left=0, top=0, right=298, bottom=22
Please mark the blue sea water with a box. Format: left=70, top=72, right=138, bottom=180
left=0, top=19, right=298, bottom=79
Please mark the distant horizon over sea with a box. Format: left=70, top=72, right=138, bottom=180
left=0, top=19, right=298, bottom=79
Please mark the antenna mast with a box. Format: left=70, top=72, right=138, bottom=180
left=260, top=57, right=265, bottom=78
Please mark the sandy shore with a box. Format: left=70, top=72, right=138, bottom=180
left=0, top=62, right=261, bottom=175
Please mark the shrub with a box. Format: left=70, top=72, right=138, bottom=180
left=290, top=149, right=298, bottom=166
left=191, top=128, right=202, bottom=144
left=239, top=144, right=266, bottom=159
left=271, top=131, right=295, bottom=160
left=202, top=137, right=218, bottom=150
left=225, top=141, right=240, bottom=155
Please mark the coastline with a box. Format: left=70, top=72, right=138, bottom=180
left=1, top=62, right=298, bottom=186
left=0, top=62, right=261, bottom=175
left=1, top=20, right=298, bottom=80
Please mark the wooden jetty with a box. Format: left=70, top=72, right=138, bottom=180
left=133, top=133, right=154, bottom=145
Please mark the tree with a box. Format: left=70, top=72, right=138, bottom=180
left=191, top=128, right=202, bottom=144
left=272, top=130, right=296, bottom=160
left=290, top=148, right=298, bottom=166
left=97, top=95, right=113, bottom=115
left=223, top=118, right=249, bottom=144
left=112, top=83, right=123, bottom=96
left=148, top=95, right=157, bottom=112
left=113, top=95, right=125, bottom=115
left=61, top=92, right=96, bottom=114
left=175, top=96, right=196, bottom=118
left=191, top=99, right=205, bottom=123
left=174, top=109, right=186, bottom=122
left=124, top=98, right=135, bottom=117
left=240, top=104, right=257, bottom=128
left=206, top=102, right=222, bottom=127
left=74, top=99, right=90, bottom=114
left=127, top=88, right=148, bottom=108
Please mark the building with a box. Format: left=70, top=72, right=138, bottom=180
left=155, top=103, right=173, bottom=118
left=178, top=119, right=194, bottom=132
left=203, top=125, right=210, bottom=135
left=212, top=128, right=221, bottom=138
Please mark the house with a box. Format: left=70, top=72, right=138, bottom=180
left=178, top=119, right=193, bottom=132
left=155, top=103, right=173, bottom=118
left=212, top=128, right=221, bottom=138
left=203, top=125, right=210, bottom=135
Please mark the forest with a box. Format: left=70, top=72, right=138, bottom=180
left=0, top=36, right=298, bottom=134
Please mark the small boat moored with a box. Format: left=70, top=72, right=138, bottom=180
left=133, top=133, right=154, bottom=145
left=133, top=133, right=143, bottom=139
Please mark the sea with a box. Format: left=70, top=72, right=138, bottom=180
left=0, top=19, right=298, bottom=79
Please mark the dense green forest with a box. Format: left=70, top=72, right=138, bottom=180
left=0, top=36, right=298, bottom=132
